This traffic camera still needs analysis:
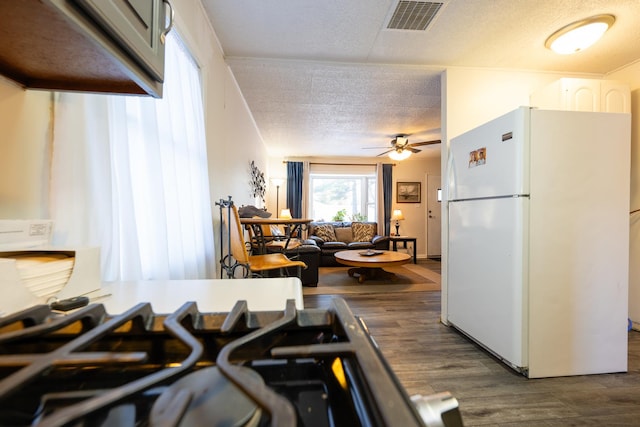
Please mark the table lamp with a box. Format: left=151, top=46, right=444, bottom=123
left=391, top=209, right=404, bottom=236
left=280, top=209, right=292, bottom=220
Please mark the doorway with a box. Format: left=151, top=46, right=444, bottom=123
left=426, top=174, right=441, bottom=258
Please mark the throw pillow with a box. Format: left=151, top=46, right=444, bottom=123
left=334, top=227, right=352, bottom=243
left=314, top=224, right=336, bottom=242
left=352, top=222, right=376, bottom=242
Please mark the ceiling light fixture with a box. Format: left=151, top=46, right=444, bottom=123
left=545, top=14, right=615, bottom=55
left=389, top=149, right=412, bottom=161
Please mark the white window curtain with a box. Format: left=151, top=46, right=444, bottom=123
left=50, top=31, right=214, bottom=281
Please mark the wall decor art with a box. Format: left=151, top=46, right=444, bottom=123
left=397, top=181, right=421, bottom=203
left=249, top=160, right=266, bottom=204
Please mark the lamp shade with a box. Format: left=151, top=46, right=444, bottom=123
left=391, top=209, right=404, bottom=221
left=280, top=209, right=292, bottom=219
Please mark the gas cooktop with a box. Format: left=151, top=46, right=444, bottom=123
left=0, top=297, right=462, bottom=426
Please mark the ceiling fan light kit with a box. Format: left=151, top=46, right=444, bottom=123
left=389, top=149, right=412, bottom=160
left=545, top=14, right=615, bottom=54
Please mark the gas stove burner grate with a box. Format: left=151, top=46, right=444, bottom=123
left=149, top=366, right=263, bottom=426
left=0, top=297, right=460, bottom=426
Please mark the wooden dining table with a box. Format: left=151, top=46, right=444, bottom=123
left=239, top=217, right=313, bottom=254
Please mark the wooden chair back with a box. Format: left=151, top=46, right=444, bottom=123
left=223, top=203, right=251, bottom=264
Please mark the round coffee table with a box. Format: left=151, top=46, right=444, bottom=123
left=334, top=250, right=412, bottom=283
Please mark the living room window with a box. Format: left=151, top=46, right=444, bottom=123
left=309, top=164, right=377, bottom=221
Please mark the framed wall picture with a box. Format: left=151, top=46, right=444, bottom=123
left=397, top=182, right=421, bottom=203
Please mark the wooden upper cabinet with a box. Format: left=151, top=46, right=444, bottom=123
left=0, top=0, right=173, bottom=98
left=73, top=0, right=168, bottom=83
left=529, top=78, right=631, bottom=114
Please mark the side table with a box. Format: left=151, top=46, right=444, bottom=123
left=389, top=236, right=417, bottom=263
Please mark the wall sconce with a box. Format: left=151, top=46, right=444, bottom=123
left=280, top=209, right=292, bottom=220
left=391, top=209, right=404, bottom=235
left=271, top=178, right=284, bottom=216
left=545, top=14, right=615, bottom=54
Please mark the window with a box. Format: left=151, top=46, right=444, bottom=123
left=309, top=172, right=377, bottom=222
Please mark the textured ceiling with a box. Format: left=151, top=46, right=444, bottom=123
left=201, top=0, right=640, bottom=158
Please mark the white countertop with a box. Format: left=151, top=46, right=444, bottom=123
left=95, top=277, right=304, bottom=314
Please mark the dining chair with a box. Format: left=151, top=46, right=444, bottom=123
left=224, top=203, right=307, bottom=278
left=248, top=224, right=302, bottom=254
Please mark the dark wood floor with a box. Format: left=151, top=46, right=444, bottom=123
left=304, top=264, right=640, bottom=426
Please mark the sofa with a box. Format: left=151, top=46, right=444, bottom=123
left=307, top=221, right=389, bottom=266
left=279, top=243, right=321, bottom=286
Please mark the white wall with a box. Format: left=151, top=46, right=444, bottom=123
left=609, top=61, right=640, bottom=328
left=0, top=81, right=51, bottom=218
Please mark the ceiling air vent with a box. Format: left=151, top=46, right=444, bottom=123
left=387, top=1, right=443, bottom=31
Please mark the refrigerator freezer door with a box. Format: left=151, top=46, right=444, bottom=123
left=448, top=107, right=529, bottom=201
left=448, top=197, right=528, bottom=370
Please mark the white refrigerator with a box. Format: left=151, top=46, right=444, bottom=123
left=447, top=106, right=630, bottom=378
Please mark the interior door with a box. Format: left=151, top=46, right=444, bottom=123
left=426, top=174, right=441, bottom=258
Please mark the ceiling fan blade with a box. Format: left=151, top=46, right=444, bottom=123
left=409, top=139, right=441, bottom=147
left=368, top=137, right=440, bottom=156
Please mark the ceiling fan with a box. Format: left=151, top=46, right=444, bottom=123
left=374, top=135, right=441, bottom=159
